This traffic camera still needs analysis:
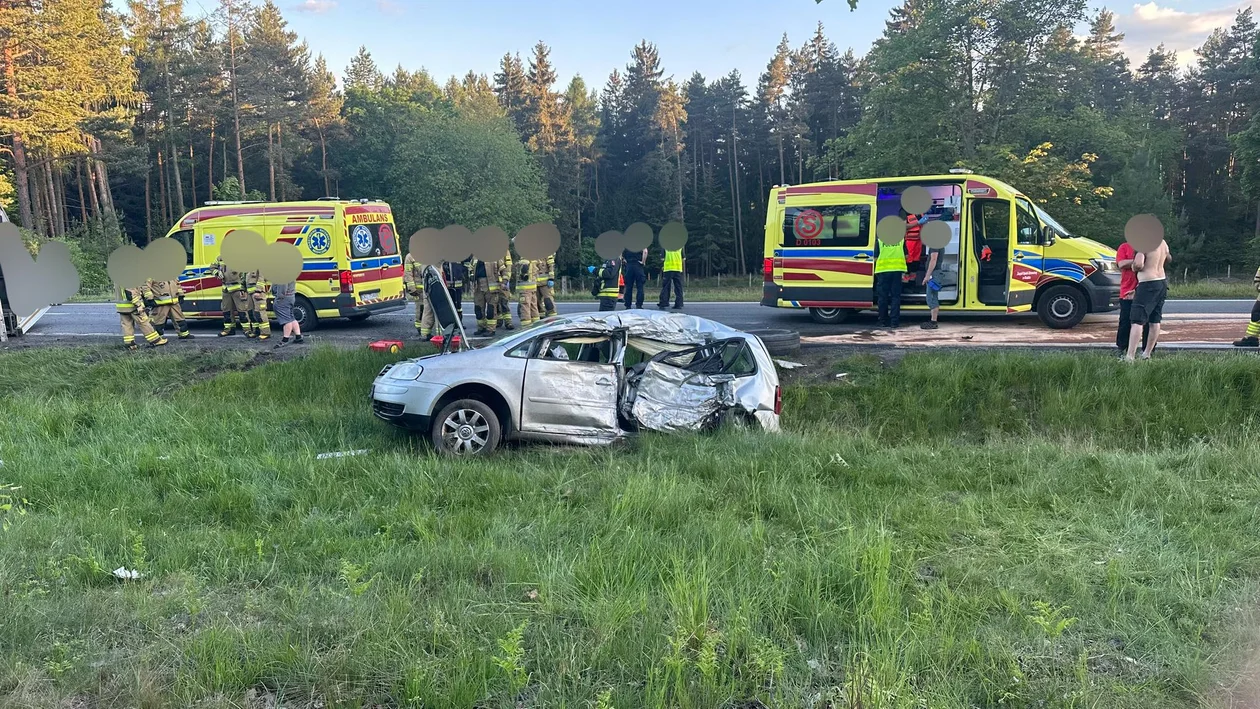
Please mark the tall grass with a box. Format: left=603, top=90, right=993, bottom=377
left=0, top=347, right=1258, bottom=707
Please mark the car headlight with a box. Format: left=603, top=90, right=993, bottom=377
left=1091, top=258, right=1118, bottom=273
left=388, top=362, right=423, bottom=380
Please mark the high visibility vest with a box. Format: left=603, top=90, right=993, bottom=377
left=663, top=249, right=683, bottom=273
left=874, top=241, right=908, bottom=274
left=598, top=263, right=621, bottom=297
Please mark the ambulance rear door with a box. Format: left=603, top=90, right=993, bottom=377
left=775, top=185, right=877, bottom=307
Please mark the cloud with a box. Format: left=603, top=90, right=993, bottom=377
left=293, top=0, right=335, bottom=12
left=376, top=0, right=404, bottom=14
left=1115, top=1, right=1258, bottom=66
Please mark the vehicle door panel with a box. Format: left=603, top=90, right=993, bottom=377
left=624, top=338, right=750, bottom=432
left=521, top=336, right=620, bottom=438
left=1009, top=198, right=1045, bottom=310
left=776, top=190, right=877, bottom=305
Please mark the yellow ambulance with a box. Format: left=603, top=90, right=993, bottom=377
left=761, top=172, right=1121, bottom=328
left=163, top=199, right=407, bottom=330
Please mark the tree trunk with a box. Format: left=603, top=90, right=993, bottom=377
left=158, top=149, right=170, bottom=227
left=144, top=149, right=152, bottom=241
left=93, top=138, right=115, bottom=214
left=164, top=68, right=186, bottom=216
left=86, top=155, right=101, bottom=217
left=268, top=123, right=276, bottom=201
left=672, top=124, right=684, bottom=222
left=46, top=160, right=64, bottom=237
left=207, top=117, right=215, bottom=202
left=732, top=123, right=745, bottom=276
left=317, top=118, right=330, bottom=196
left=228, top=0, right=247, bottom=195
left=277, top=122, right=286, bottom=201
left=31, top=162, right=47, bottom=236
left=189, top=140, right=196, bottom=208
left=76, top=159, right=88, bottom=222
left=778, top=135, right=785, bottom=185
left=5, top=41, right=34, bottom=229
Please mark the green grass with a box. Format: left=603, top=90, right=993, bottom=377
left=1167, top=279, right=1256, bottom=300
left=2, top=348, right=1260, bottom=708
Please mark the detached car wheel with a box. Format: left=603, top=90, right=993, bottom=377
left=1036, top=284, right=1086, bottom=330
left=431, top=398, right=501, bottom=456
left=747, top=328, right=801, bottom=356
left=809, top=307, right=851, bottom=325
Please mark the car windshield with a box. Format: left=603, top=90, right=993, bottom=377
left=1033, top=203, right=1073, bottom=238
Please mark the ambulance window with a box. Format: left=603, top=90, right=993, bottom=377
left=781, top=204, right=871, bottom=248
left=349, top=221, right=399, bottom=258
left=1015, top=199, right=1041, bottom=245
left=971, top=200, right=1010, bottom=246
left=171, top=230, right=195, bottom=264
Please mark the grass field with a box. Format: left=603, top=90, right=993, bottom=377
left=3, top=347, right=1260, bottom=708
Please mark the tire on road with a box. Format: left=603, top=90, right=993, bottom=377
left=293, top=295, right=318, bottom=332
left=1036, top=284, right=1087, bottom=330
left=747, top=328, right=801, bottom=356
left=809, top=307, right=853, bottom=325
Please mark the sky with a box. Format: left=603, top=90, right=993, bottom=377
left=166, top=0, right=1260, bottom=89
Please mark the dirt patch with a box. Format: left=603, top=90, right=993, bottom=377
left=801, top=316, right=1249, bottom=348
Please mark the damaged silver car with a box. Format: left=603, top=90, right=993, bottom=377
left=370, top=266, right=781, bottom=455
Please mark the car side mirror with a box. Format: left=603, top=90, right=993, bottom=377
left=1041, top=225, right=1055, bottom=245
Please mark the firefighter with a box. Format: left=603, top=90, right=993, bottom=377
left=145, top=277, right=192, bottom=340
left=403, top=253, right=434, bottom=338
left=213, top=256, right=247, bottom=337
left=494, top=249, right=514, bottom=331
left=535, top=254, right=556, bottom=318
left=1234, top=265, right=1260, bottom=347
left=443, top=258, right=469, bottom=317
left=246, top=271, right=272, bottom=341
left=516, top=259, right=538, bottom=327
left=472, top=257, right=498, bottom=336
left=117, top=283, right=167, bottom=350
left=596, top=259, right=621, bottom=312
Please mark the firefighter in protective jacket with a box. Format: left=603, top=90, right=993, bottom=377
left=516, top=259, right=538, bottom=327
left=245, top=271, right=272, bottom=341
left=145, top=277, right=192, bottom=339
left=472, top=257, right=495, bottom=337
left=117, top=284, right=168, bottom=350
left=494, top=250, right=514, bottom=332
left=213, top=256, right=248, bottom=336
left=535, top=254, right=556, bottom=318
left=403, top=253, right=434, bottom=338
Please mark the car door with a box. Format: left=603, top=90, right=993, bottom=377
left=520, top=331, right=622, bottom=438
left=1008, top=197, right=1045, bottom=311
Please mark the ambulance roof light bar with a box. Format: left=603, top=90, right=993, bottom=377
left=203, top=200, right=266, bottom=206
left=948, top=168, right=973, bottom=174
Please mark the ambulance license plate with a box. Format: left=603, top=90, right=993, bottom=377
left=361, top=290, right=380, bottom=304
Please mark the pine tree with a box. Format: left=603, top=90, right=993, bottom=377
left=493, top=52, right=528, bottom=135
left=344, top=46, right=383, bottom=91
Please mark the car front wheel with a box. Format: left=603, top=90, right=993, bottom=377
left=431, top=398, right=501, bottom=456
left=1036, top=284, right=1086, bottom=329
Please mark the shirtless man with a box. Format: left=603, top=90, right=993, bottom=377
left=1125, top=238, right=1171, bottom=361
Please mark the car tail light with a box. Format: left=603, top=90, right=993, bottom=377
left=774, top=386, right=782, bottom=415
left=339, top=270, right=353, bottom=293
left=763, top=258, right=773, bottom=282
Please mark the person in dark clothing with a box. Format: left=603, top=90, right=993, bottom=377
left=621, top=247, right=647, bottom=309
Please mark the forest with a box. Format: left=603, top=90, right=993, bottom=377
left=4, top=0, right=1260, bottom=287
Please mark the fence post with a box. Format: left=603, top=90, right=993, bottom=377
left=1228, top=264, right=1232, bottom=279
left=561, top=276, right=568, bottom=296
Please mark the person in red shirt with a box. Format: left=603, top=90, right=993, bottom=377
left=1115, top=242, right=1149, bottom=354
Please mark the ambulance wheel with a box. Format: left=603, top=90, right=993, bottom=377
left=293, top=296, right=318, bottom=332
left=431, top=398, right=500, bottom=457
left=809, top=307, right=852, bottom=325
left=1036, top=284, right=1086, bottom=329
left=347, top=313, right=371, bottom=323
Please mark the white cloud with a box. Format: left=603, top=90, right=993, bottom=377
left=1115, top=1, right=1258, bottom=66
left=294, top=0, right=336, bottom=12
left=376, top=0, right=404, bottom=14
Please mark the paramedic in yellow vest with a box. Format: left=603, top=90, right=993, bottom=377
left=403, top=253, right=434, bottom=338
left=494, top=250, right=514, bottom=331
left=244, top=270, right=271, bottom=341
left=535, top=254, right=556, bottom=318
left=117, top=284, right=167, bottom=350
left=213, top=256, right=247, bottom=336
left=144, top=277, right=192, bottom=339
left=516, top=260, right=539, bottom=326
left=472, top=257, right=496, bottom=337
left=657, top=247, right=684, bottom=310
left=874, top=237, right=908, bottom=329
left=1234, top=266, right=1260, bottom=347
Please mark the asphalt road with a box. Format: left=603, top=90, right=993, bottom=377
left=18, top=298, right=1256, bottom=342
